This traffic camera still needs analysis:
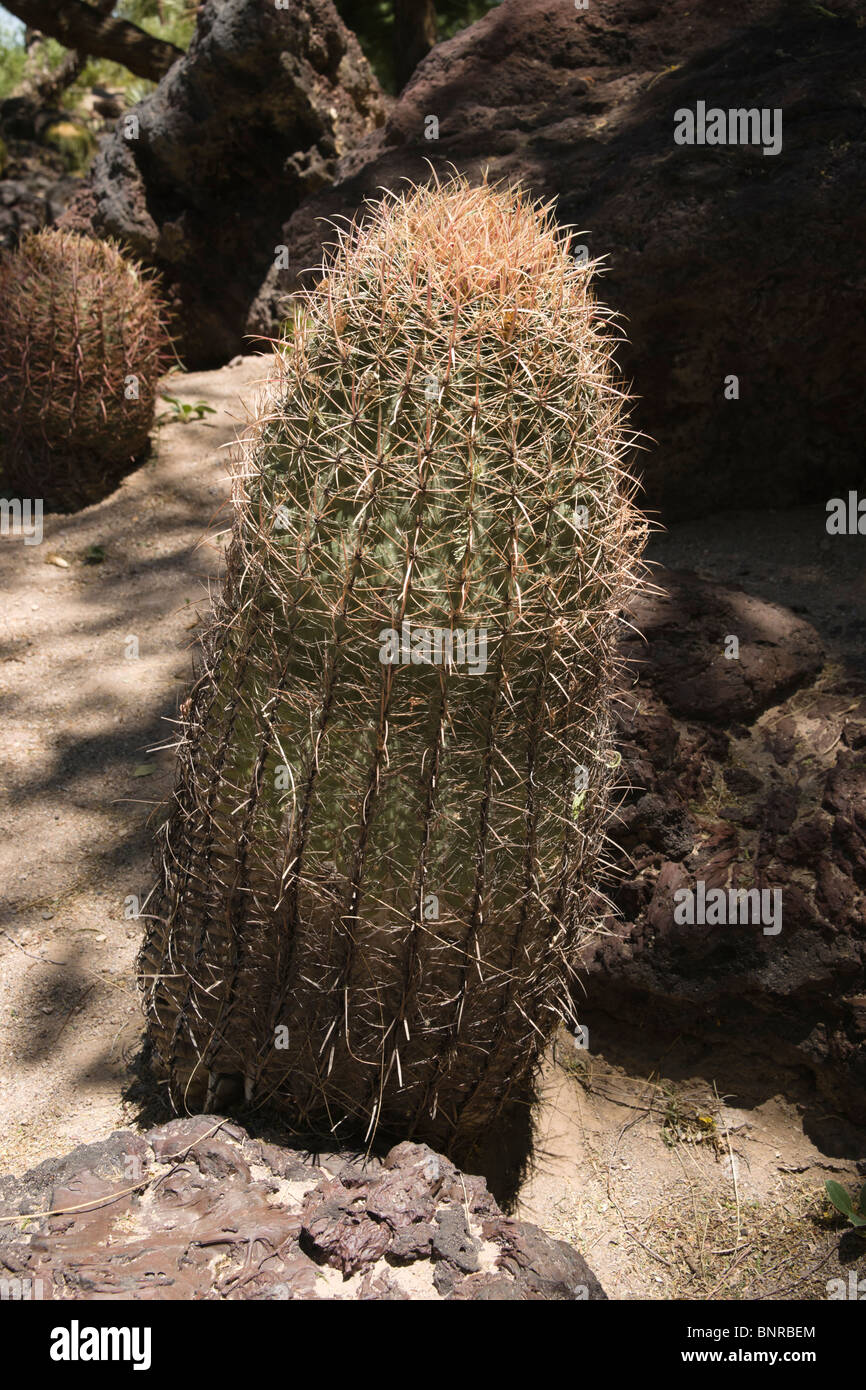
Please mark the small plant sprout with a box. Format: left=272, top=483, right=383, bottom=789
left=824, top=1181, right=866, bottom=1232
left=159, top=395, right=217, bottom=424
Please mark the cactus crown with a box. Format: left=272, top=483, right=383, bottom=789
left=250, top=170, right=640, bottom=634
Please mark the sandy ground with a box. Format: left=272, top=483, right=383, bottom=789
left=1, top=357, right=862, bottom=1299
left=516, top=1037, right=861, bottom=1300
left=0, top=356, right=265, bottom=1174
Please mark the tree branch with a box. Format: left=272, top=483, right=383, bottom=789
left=12, top=0, right=115, bottom=110
left=2, top=0, right=184, bottom=83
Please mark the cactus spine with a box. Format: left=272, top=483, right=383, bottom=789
left=140, top=174, right=647, bottom=1161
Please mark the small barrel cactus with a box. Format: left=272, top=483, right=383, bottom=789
left=0, top=229, right=170, bottom=509
left=140, top=174, right=647, bottom=1162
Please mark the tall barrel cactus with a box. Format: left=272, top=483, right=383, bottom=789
left=140, top=174, right=647, bottom=1160
left=0, top=229, right=169, bottom=509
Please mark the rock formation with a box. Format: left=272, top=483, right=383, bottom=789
left=0, top=1117, right=605, bottom=1300
left=252, top=0, right=866, bottom=519
left=591, top=569, right=866, bottom=1133
left=61, top=0, right=388, bottom=364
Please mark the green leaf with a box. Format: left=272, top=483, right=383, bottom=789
left=132, top=763, right=157, bottom=777
left=825, top=1180, right=856, bottom=1218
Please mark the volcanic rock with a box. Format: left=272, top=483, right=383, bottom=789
left=61, top=0, right=388, bottom=364
left=0, top=1118, right=605, bottom=1301
left=589, top=567, right=866, bottom=1131
left=253, top=0, right=866, bottom=519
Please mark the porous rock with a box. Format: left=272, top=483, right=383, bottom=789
left=0, top=1119, right=606, bottom=1301
left=255, top=0, right=866, bottom=519
left=61, top=0, right=388, bottom=364
left=587, top=567, right=866, bottom=1130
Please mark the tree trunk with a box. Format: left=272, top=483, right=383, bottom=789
left=2, top=0, right=184, bottom=83
left=393, top=0, right=437, bottom=91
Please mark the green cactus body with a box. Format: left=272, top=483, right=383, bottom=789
left=140, top=175, right=646, bottom=1159
left=0, top=229, right=169, bottom=510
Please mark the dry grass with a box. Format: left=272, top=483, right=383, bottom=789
left=522, top=1043, right=863, bottom=1301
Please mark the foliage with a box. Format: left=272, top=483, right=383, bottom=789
left=42, top=116, right=97, bottom=170
left=0, top=2, right=195, bottom=118
left=64, top=2, right=195, bottom=107
left=159, top=393, right=217, bottom=423
left=0, top=15, right=27, bottom=100
left=825, top=1180, right=866, bottom=1230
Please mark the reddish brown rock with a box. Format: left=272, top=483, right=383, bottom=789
left=583, top=567, right=866, bottom=1132
left=253, top=0, right=866, bottom=520
left=0, top=1120, right=606, bottom=1301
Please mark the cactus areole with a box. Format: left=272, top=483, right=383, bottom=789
left=140, top=174, right=647, bottom=1161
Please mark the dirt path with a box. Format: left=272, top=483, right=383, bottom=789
left=0, top=356, right=264, bottom=1175
left=516, top=1038, right=859, bottom=1300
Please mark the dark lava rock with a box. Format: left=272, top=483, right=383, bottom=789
left=61, top=0, right=388, bottom=365
left=0, top=142, right=82, bottom=248
left=585, top=566, right=866, bottom=1132
left=0, top=1120, right=605, bottom=1301
left=432, top=1207, right=480, bottom=1273
left=253, top=0, right=866, bottom=520
left=623, top=570, right=826, bottom=724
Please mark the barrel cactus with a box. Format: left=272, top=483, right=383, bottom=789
left=140, top=174, right=647, bottom=1162
left=0, top=229, right=169, bottom=509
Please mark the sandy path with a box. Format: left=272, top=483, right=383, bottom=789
left=0, top=357, right=265, bottom=1175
